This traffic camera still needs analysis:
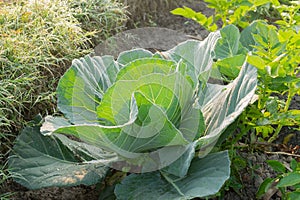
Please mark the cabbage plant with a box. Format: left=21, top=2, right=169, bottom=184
left=9, top=30, right=257, bottom=199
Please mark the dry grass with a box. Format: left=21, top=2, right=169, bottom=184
left=0, top=0, right=128, bottom=191
left=120, top=0, right=183, bottom=26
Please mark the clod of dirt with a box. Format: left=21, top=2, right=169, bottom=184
left=94, top=27, right=190, bottom=57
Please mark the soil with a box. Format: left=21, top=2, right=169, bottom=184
left=1, top=0, right=299, bottom=199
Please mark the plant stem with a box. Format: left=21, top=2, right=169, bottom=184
left=268, top=86, right=294, bottom=143
left=258, top=81, right=269, bottom=110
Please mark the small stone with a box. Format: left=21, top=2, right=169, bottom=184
left=269, top=154, right=279, bottom=160
left=257, top=154, right=266, bottom=163
left=265, top=172, right=271, bottom=179
left=286, top=156, right=293, bottom=162
left=248, top=155, right=257, bottom=162
left=240, top=152, right=248, bottom=158
left=294, top=95, right=300, bottom=102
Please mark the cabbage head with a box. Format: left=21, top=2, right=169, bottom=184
left=9, top=30, right=257, bottom=199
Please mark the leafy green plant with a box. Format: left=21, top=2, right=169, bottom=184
left=257, top=159, right=300, bottom=199
left=171, top=0, right=299, bottom=144
left=211, top=20, right=300, bottom=142
left=171, top=0, right=281, bottom=31
left=8, top=30, right=257, bottom=199
left=245, top=22, right=300, bottom=142
left=275, top=2, right=300, bottom=30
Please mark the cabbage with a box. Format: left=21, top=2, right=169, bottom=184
left=9, top=30, right=257, bottom=199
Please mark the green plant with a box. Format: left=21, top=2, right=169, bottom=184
left=8, top=30, right=257, bottom=199
left=275, top=2, right=300, bottom=30
left=171, top=0, right=282, bottom=31
left=200, top=20, right=299, bottom=197
left=210, top=20, right=300, bottom=142
left=257, top=159, right=300, bottom=199
left=171, top=0, right=299, bottom=144
left=246, top=23, right=300, bottom=142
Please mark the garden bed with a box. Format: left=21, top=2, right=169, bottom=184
left=1, top=0, right=299, bottom=199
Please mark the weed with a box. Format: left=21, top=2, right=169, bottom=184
left=257, top=159, right=300, bottom=199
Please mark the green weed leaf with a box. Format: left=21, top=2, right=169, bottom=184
left=257, top=177, right=275, bottom=199
left=277, top=172, right=300, bottom=188
left=267, top=160, right=287, bottom=173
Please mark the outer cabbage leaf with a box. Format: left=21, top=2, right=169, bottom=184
left=8, top=126, right=110, bottom=190
left=215, top=24, right=243, bottom=59
left=214, top=25, right=248, bottom=79
left=161, top=142, right=197, bottom=178
left=117, top=48, right=153, bottom=66
left=114, top=151, right=230, bottom=200
left=196, top=62, right=257, bottom=157
left=57, top=55, right=120, bottom=124
left=165, top=31, right=221, bottom=84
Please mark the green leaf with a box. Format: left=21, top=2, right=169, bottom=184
left=114, top=151, right=230, bottom=200
left=195, top=12, right=208, bottom=24
left=262, top=110, right=300, bottom=126
left=196, top=62, right=257, bottom=157
left=96, top=58, right=178, bottom=124
left=290, top=159, right=298, bottom=171
left=41, top=116, right=73, bottom=136
left=249, top=0, right=272, bottom=7
left=166, top=31, right=221, bottom=85
left=117, top=49, right=153, bottom=66
left=287, top=191, right=300, bottom=200
left=161, top=142, right=196, bottom=178
left=247, top=55, right=266, bottom=72
left=215, top=24, right=241, bottom=59
left=240, top=21, right=266, bottom=51
left=277, top=172, right=300, bottom=188
left=257, top=178, right=275, bottom=199
left=267, top=160, right=286, bottom=173
left=270, top=0, right=280, bottom=6
left=171, top=7, right=196, bottom=19
left=57, top=55, right=121, bottom=124
left=8, top=126, right=109, bottom=190
left=265, top=99, right=278, bottom=115
left=171, top=7, right=218, bottom=31
left=215, top=54, right=245, bottom=78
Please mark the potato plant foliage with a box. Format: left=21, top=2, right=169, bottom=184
left=9, top=30, right=257, bottom=199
